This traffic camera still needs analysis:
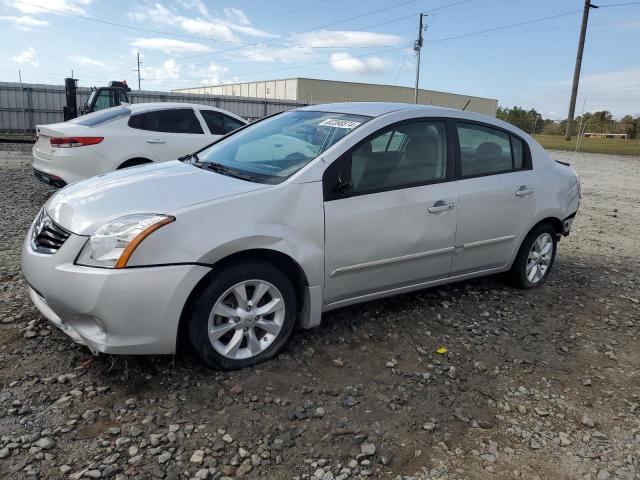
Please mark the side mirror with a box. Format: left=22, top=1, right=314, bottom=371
left=334, top=170, right=352, bottom=193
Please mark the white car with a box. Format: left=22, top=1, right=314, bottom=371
left=22, top=103, right=580, bottom=369
left=32, top=102, right=247, bottom=186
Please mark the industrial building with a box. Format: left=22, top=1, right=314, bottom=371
left=173, top=77, right=498, bottom=116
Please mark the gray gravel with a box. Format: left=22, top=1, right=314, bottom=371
left=0, top=148, right=639, bottom=480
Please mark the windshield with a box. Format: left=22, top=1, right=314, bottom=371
left=196, top=110, right=371, bottom=183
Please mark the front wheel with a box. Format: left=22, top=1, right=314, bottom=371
left=508, top=223, right=558, bottom=289
left=187, top=260, right=297, bottom=369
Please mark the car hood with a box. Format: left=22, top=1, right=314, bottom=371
left=46, top=160, right=270, bottom=235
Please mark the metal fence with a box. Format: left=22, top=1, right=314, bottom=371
left=0, top=81, right=308, bottom=132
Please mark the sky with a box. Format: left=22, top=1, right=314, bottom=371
left=1, top=0, right=639, bottom=120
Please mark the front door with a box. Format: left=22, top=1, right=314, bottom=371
left=451, top=122, right=538, bottom=274
left=323, top=119, right=458, bottom=304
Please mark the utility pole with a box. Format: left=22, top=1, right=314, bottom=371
left=135, top=52, right=142, bottom=90
left=413, top=13, right=426, bottom=104
left=565, top=0, right=598, bottom=141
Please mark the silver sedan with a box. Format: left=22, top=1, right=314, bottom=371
left=22, top=103, right=580, bottom=369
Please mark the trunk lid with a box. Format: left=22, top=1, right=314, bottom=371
left=34, top=123, right=87, bottom=160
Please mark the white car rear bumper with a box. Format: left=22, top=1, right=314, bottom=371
left=32, top=146, right=117, bottom=185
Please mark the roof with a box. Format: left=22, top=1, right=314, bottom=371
left=128, top=102, right=221, bottom=111
left=126, top=102, right=246, bottom=122
left=174, top=78, right=498, bottom=103
left=297, top=102, right=456, bottom=117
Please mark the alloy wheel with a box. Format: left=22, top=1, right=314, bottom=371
left=526, top=233, right=554, bottom=284
left=207, top=280, right=285, bottom=360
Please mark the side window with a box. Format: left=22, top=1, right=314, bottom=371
left=201, top=110, right=244, bottom=135
left=128, top=109, right=203, bottom=134
left=93, top=91, right=112, bottom=111
left=345, top=121, right=448, bottom=195
left=222, top=114, right=245, bottom=133
left=511, top=136, right=525, bottom=170
left=457, top=123, right=512, bottom=177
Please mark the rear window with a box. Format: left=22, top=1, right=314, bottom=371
left=68, top=107, right=131, bottom=127
left=128, top=108, right=204, bottom=134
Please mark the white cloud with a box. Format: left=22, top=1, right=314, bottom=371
left=131, top=38, right=211, bottom=54
left=531, top=68, right=640, bottom=119
left=176, top=0, right=209, bottom=17
left=192, top=63, right=230, bottom=85
left=69, top=55, right=105, bottom=68
left=330, top=52, right=390, bottom=75
left=179, top=18, right=236, bottom=41
left=235, top=45, right=313, bottom=63
left=5, top=0, right=93, bottom=15
left=0, top=15, right=49, bottom=29
left=223, top=7, right=250, bottom=26
left=139, top=60, right=229, bottom=89
left=226, top=23, right=278, bottom=39
left=126, top=3, right=276, bottom=41
left=142, top=59, right=182, bottom=84
left=12, top=47, right=38, bottom=66
left=297, top=30, right=405, bottom=48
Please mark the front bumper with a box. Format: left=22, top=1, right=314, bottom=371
left=21, top=229, right=210, bottom=355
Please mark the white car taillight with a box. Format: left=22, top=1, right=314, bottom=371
left=50, top=137, right=104, bottom=148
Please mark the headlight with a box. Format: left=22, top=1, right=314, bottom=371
left=76, top=214, right=174, bottom=268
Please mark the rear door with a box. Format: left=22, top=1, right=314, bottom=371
left=128, top=108, right=209, bottom=161
left=452, top=122, right=538, bottom=274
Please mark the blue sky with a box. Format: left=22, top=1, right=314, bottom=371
left=1, top=0, right=639, bottom=119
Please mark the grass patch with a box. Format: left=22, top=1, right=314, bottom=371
left=534, top=134, right=640, bottom=157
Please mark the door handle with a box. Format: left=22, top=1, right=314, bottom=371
left=515, top=186, right=535, bottom=197
left=146, top=138, right=166, bottom=144
left=428, top=201, right=456, bottom=213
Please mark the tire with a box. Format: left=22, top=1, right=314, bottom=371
left=508, top=223, right=558, bottom=289
left=187, top=260, right=297, bottom=369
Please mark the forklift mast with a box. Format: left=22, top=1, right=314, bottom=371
left=63, top=77, right=78, bottom=121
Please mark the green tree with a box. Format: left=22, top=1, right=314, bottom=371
left=620, top=115, right=638, bottom=139
left=496, top=106, right=543, bottom=134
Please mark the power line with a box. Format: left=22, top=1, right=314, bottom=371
left=142, top=0, right=478, bottom=70
left=164, top=8, right=594, bottom=86
left=597, top=1, right=640, bottom=6
left=425, top=9, right=583, bottom=45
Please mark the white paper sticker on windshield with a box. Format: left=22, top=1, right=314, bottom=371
left=319, top=119, right=361, bottom=129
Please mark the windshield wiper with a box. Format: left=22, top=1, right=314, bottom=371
left=198, top=162, right=261, bottom=183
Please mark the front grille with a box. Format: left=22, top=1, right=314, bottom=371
left=31, top=210, right=70, bottom=254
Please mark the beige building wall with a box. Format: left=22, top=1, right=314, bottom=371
left=174, top=78, right=497, bottom=116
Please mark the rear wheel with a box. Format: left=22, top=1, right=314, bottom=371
left=508, top=223, right=558, bottom=289
left=187, top=260, right=296, bottom=369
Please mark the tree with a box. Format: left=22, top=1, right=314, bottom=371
left=621, top=115, right=638, bottom=139
left=496, top=106, right=543, bottom=134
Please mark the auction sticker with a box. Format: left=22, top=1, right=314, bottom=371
left=319, top=119, right=361, bottom=129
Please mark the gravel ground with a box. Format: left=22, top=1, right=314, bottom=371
left=0, top=147, right=639, bottom=480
